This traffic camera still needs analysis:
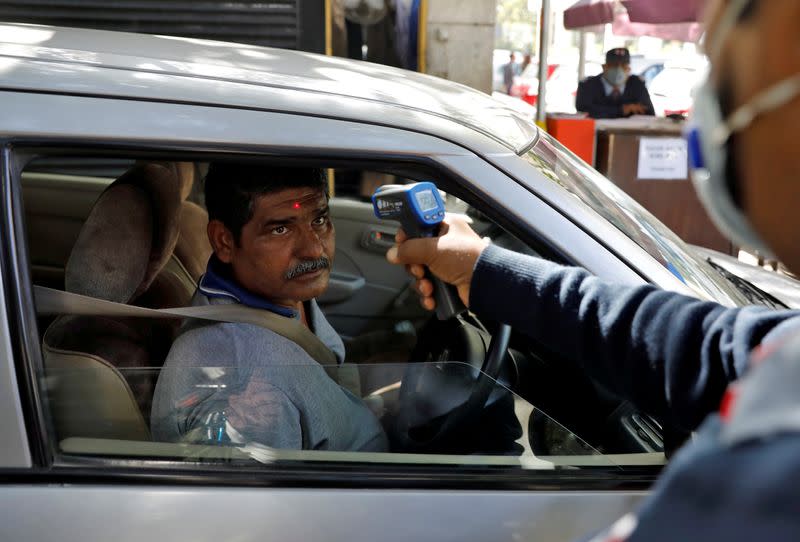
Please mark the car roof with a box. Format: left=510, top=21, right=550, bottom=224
left=0, top=22, right=537, bottom=154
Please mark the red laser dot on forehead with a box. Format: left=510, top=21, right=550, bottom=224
left=293, top=202, right=301, bottom=209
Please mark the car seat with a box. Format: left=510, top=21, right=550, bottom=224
left=41, top=162, right=211, bottom=442
left=135, top=161, right=212, bottom=308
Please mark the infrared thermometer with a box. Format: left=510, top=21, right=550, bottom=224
left=372, top=182, right=465, bottom=320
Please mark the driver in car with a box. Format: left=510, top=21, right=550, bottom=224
left=151, top=162, right=388, bottom=451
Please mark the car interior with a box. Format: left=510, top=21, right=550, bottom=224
left=18, top=153, right=672, bottom=468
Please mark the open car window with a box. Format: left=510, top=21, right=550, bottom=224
left=20, top=154, right=667, bottom=475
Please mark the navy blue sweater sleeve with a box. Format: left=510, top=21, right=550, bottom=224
left=631, top=76, right=655, bottom=115
left=469, top=245, right=800, bottom=430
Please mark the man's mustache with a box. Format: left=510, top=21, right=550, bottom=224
left=285, top=257, right=330, bottom=280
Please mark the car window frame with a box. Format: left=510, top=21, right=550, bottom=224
left=0, top=146, right=36, bottom=468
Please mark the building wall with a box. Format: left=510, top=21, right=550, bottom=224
left=425, top=0, right=496, bottom=94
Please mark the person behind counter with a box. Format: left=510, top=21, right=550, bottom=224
left=576, top=47, right=655, bottom=119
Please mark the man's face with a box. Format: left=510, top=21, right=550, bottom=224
left=603, top=62, right=630, bottom=78
left=212, top=186, right=335, bottom=309
left=704, top=0, right=800, bottom=269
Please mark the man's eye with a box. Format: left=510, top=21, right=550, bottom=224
left=272, top=225, right=288, bottom=235
left=313, top=215, right=328, bottom=226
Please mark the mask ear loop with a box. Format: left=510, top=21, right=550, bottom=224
left=713, top=74, right=800, bottom=145
left=705, top=0, right=755, bottom=59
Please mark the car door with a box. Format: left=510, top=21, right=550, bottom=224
left=0, top=90, right=660, bottom=542
left=323, top=192, right=428, bottom=339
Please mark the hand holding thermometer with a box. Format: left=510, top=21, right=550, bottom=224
left=372, top=182, right=466, bottom=320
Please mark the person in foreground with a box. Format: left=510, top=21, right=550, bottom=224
left=576, top=47, right=655, bottom=118
left=151, top=162, right=387, bottom=451
left=388, top=0, right=800, bottom=538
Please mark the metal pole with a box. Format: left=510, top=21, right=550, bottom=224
left=417, top=0, right=428, bottom=73
left=532, top=0, right=541, bottom=61
left=578, top=30, right=587, bottom=81
left=324, top=0, right=333, bottom=56
left=536, top=0, right=551, bottom=125
left=325, top=0, right=335, bottom=196
left=603, top=22, right=612, bottom=53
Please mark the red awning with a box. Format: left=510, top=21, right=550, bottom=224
left=563, top=0, right=615, bottom=30
left=621, top=0, right=705, bottom=24
left=564, top=0, right=706, bottom=41
left=613, top=11, right=703, bottom=42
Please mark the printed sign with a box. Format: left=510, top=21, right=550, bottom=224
left=637, top=137, right=688, bottom=180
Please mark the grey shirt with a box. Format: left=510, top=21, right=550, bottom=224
left=150, top=291, right=388, bottom=451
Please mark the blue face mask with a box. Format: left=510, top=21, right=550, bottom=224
left=686, top=0, right=800, bottom=257
left=604, top=67, right=627, bottom=88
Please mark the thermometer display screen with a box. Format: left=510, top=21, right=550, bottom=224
left=414, top=190, right=438, bottom=212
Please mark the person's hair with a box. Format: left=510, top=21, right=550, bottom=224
left=204, top=162, right=328, bottom=243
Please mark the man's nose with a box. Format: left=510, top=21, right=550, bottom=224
left=295, top=225, right=325, bottom=259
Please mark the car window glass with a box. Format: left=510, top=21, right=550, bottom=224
left=47, top=362, right=630, bottom=469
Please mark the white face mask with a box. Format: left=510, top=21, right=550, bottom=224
left=604, top=67, right=627, bottom=88
left=686, top=0, right=800, bottom=257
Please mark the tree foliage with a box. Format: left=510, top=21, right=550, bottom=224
left=496, top=0, right=538, bottom=51
left=496, top=0, right=538, bottom=26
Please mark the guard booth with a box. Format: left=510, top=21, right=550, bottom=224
left=0, top=0, right=325, bottom=52
left=593, top=119, right=734, bottom=255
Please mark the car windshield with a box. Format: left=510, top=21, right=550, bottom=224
left=526, top=132, right=747, bottom=304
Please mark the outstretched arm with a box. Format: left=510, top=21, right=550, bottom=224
left=387, top=217, right=799, bottom=430
left=470, top=244, right=796, bottom=430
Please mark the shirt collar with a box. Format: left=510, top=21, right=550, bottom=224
left=199, top=256, right=298, bottom=318
left=601, top=76, right=627, bottom=97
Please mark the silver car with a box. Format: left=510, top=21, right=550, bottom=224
left=0, top=22, right=774, bottom=542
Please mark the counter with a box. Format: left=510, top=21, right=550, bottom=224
left=593, top=116, right=734, bottom=255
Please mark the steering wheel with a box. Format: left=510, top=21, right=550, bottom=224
left=392, top=315, right=512, bottom=453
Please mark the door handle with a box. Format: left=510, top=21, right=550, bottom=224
left=361, top=226, right=397, bottom=253
left=318, top=272, right=366, bottom=304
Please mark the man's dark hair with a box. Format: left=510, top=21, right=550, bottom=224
left=204, top=162, right=328, bottom=243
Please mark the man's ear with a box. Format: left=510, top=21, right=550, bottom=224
left=207, top=220, right=235, bottom=263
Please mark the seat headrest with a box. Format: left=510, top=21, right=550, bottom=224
left=174, top=161, right=197, bottom=201
left=65, top=163, right=184, bottom=303
left=146, top=161, right=197, bottom=201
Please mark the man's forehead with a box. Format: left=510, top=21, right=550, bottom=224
left=255, top=187, right=327, bottom=211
